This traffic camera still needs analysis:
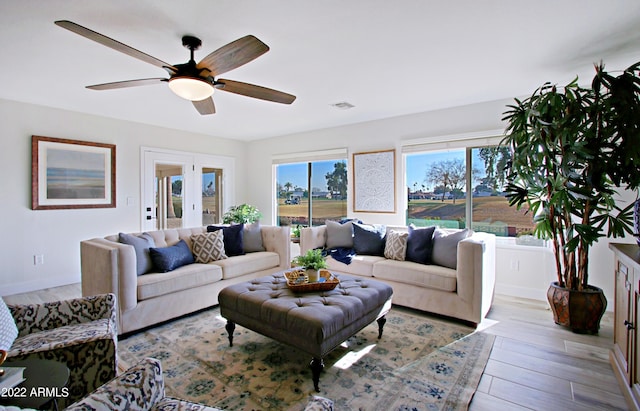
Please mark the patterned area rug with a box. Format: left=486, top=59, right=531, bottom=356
left=118, top=306, right=494, bottom=411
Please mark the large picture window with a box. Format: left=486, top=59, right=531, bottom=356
left=405, top=143, right=535, bottom=237
left=276, top=158, right=348, bottom=227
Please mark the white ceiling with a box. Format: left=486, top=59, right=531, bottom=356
left=1, top=1, right=639, bottom=141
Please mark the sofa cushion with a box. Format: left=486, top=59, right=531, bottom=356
left=406, top=225, right=436, bottom=265
left=137, top=264, right=223, bottom=301
left=211, top=251, right=280, bottom=280
left=432, top=228, right=472, bottom=269
left=8, top=318, right=114, bottom=356
left=243, top=221, right=265, bottom=252
left=384, top=230, right=408, bottom=261
left=208, top=224, right=245, bottom=256
left=325, top=220, right=354, bottom=249
left=373, top=259, right=457, bottom=292
left=191, top=231, right=227, bottom=263
left=119, top=232, right=156, bottom=276
left=325, top=255, right=383, bottom=277
left=353, top=223, right=386, bottom=256
left=149, top=239, right=195, bottom=273
left=0, top=298, right=18, bottom=351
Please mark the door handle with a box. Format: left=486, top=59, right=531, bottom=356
left=625, top=320, right=635, bottom=330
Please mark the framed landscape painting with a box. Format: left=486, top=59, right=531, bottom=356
left=32, top=135, right=116, bottom=210
left=352, top=149, right=396, bottom=213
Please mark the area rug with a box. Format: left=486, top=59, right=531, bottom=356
left=118, top=306, right=494, bottom=411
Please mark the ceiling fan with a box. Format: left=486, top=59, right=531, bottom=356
left=54, top=20, right=296, bottom=115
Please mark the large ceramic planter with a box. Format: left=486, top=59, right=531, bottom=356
left=634, top=198, right=640, bottom=246
left=547, top=282, right=607, bottom=334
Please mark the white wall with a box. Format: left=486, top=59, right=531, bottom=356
left=2, top=96, right=636, bottom=308
left=245, top=98, right=639, bottom=309
left=0, top=99, right=247, bottom=296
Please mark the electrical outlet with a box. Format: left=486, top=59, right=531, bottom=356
left=34, top=254, right=44, bottom=265
left=509, top=259, right=519, bottom=271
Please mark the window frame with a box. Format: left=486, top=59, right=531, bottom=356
left=272, top=148, right=348, bottom=227
left=402, top=129, right=529, bottom=236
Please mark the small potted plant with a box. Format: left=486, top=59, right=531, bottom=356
left=293, top=249, right=327, bottom=282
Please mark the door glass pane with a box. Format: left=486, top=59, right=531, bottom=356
left=155, top=163, right=184, bottom=229
left=406, top=150, right=467, bottom=228
left=202, top=167, right=222, bottom=225
left=311, top=160, right=347, bottom=226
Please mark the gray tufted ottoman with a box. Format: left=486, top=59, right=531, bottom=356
left=218, top=272, right=393, bottom=392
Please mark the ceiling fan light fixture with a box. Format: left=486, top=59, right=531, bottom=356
left=168, top=77, right=214, bottom=101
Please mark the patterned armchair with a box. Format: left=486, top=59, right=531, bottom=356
left=66, top=358, right=334, bottom=411
left=66, top=358, right=222, bottom=411
left=5, top=293, right=117, bottom=408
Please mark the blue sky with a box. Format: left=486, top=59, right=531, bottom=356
left=277, top=160, right=343, bottom=192
left=275, top=150, right=488, bottom=193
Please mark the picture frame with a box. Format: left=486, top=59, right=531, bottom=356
left=352, top=149, right=396, bottom=213
left=31, top=135, right=116, bottom=210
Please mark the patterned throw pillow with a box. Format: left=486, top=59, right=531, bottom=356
left=191, top=231, right=227, bottom=263
left=0, top=298, right=18, bottom=351
left=384, top=230, right=408, bottom=261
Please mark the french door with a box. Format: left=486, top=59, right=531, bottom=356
left=141, top=148, right=235, bottom=231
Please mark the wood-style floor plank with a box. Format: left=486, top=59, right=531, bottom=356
left=471, top=294, right=627, bottom=410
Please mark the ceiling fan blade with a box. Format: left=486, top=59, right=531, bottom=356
left=217, top=79, right=296, bottom=104
left=192, top=97, right=216, bottom=115
left=55, top=20, right=177, bottom=73
left=196, top=35, right=269, bottom=77
left=86, top=78, right=167, bottom=90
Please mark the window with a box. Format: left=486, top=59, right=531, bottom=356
left=275, top=158, right=348, bottom=227
left=405, top=142, right=535, bottom=237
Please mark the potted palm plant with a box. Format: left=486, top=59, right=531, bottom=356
left=502, top=60, right=640, bottom=333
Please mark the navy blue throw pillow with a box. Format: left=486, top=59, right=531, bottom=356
left=406, top=225, right=436, bottom=265
left=149, top=239, right=194, bottom=272
left=353, top=223, right=386, bottom=256
left=207, top=224, right=245, bottom=256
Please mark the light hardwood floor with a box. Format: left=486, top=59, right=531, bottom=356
left=3, top=285, right=628, bottom=410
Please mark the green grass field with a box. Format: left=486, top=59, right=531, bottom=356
left=278, top=196, right=535, bottom=235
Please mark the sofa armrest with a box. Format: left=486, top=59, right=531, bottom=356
left=65, top=358, right=165, bottom=411
left=9, top=293, right=116, bottom=337
left=456, top=233, right=496, bottom=316
left=300, top=226, right=327, bottom=254
left=81, top=238, right=138, bottom=313
left=261, top=225, right=291, bottom=270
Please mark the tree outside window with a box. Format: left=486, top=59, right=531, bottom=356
left=406, top=146, right=535, bottom=237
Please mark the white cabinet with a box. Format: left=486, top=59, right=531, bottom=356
left=610, top=243, right=640, bottom=410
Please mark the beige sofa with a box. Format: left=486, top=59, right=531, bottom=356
left=300, top=224, right=495, bottom=325
left=81, top=225, right=290, bottom=335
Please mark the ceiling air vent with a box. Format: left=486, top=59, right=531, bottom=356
left=330, top=101, right=355, bottom=110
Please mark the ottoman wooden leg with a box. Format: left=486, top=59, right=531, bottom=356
left=225, top=320, right=236, bottom=347
left=310, top=357, right=324, bottom=392
left=377, top=316, right=386, bottom=339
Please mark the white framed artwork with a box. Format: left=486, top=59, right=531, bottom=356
left=352, top=149, right=396, bottom=213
